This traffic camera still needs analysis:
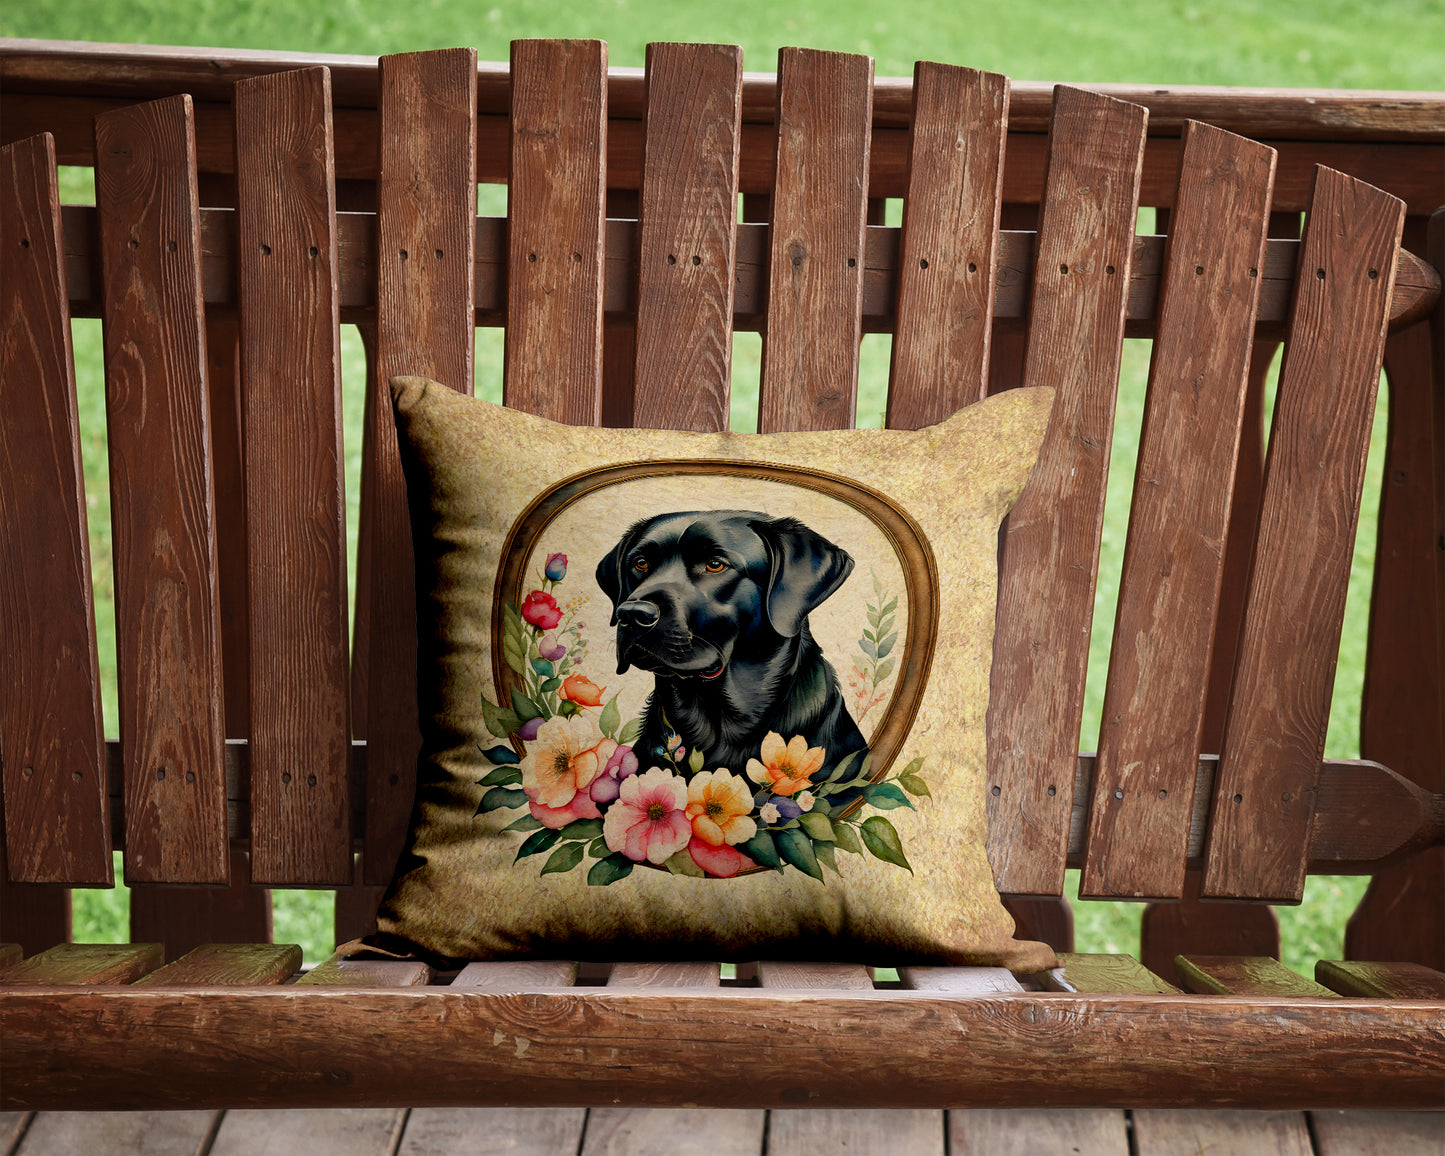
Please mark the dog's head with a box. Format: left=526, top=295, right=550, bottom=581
left=595, top=511, right=853, bottom=678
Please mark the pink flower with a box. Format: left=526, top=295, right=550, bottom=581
left=520, top=590, right=562, bottom=629
left=560, top=672, right=605, bottom=707
left=589, top=743, right=639, bottom=804
left=528, top=790, right=602, bottom=829
left=603, top=767, right=690, bottom=864
left=538, top=633, right=566, bottom=662
left=688, top=837, right=751, bottom=878
left=520, top=716, right=606, bottom=809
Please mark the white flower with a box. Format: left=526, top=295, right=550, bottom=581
left=797, top=791, right=816, bottom=813
left=759, top=802, right=780, bottom=824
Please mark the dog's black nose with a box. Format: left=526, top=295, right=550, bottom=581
left=617, top=600, right=660, bottom=630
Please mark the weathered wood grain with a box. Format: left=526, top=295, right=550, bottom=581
left=13, top=1110, right=219, bottom=1156
left=93, top=95, right=228, bottom=886
left=0, top=945, right=20, bottom=967
left=0, top=942, right=162, bottom=985
left=1, top=1112, right=31, bottom=1154
left=504, top=39, right=606, bottom=424
left=361, top=49, right=477, bottom=887
left=297, top=955, right=432, bottom=987
left=0, top=133, right=111, bottom=885
left=580, top=1108, right=763, bottom=1156
left=887, top=64, right=1008, bottom=426
left=769, top=1110, right=944, bottom=1156
left=1309, top=1110, right=1445, bottom=1156
left=451, top=960, right=579, bottom=988
left=400, top=1108, right=587, bottom=1156
left=233, top=67, right=352, bottom=886
left=757, top=48, right=873, bottom=433
left=0, top=870, right=70, bottom=957
left=208, top=1109, right=405, bottom=1156
left=987, top=87, right=1148, bottom=896
left=1047, top=953, right=1181, bottom=994
left=1204, top=167, right=1407, bottom=902
left=1132, top=1110, right=1313, bottom=1156
left=1139, top=869, right=1280, bottom=982
left=609, top=962, right=720, bottom=988
left=1083, top=122, right=1275, bottom=901
left=631, top=43, right=741, bottom=432
left=898, top=967, right=1024, bottom=993
left=128, top=846, right=271, bottom=962
left=1316, top=960, right=1445, bottom=999
left=132, top=942, right=300, bottom=986
left=1176, top=955, right=1336, bottom=997
left=950, top=1109, right=1128, bottom=1155
left=757, top=961, right=873, bottom=990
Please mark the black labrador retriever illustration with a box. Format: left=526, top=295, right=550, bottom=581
left=595, top=510, right=869, bottom=782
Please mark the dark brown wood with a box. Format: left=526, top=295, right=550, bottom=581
left=1316, top=959, right=1445, bottom=999
left=0, top=859, right=70, bottom=957
left=504, top=39, right=606, bottom=424
left=93, top=95, right=228, bottom=885
left=333, top=850, right=384, bottom=946
left=0, top=133, right=111, bottom=885
left=362, top=48, right=477, bottom=886
left=630, top=43, right=741, bottom=433
left=233, top=67, right=352, bottom=886
left=1204, top=167, right=1407, bottom=903
left=1176, top=955, right=1337, bottom=997
left=0, top=942, right=162, bottom=985
left=888, top=64, right=1008, bottom=426
left=1347, top=852, right=1445, bottom=971
left=609, top=962, right=720, bottom=988
left=757, top=48, right=873, bottom=434
left=1001, top=894, right=1074, bottom=952
left=128, top=846, right=271, bottom=961
left=1140, top=869, right=1280, bottom=981
left=4, top=988, right=1442, bottom=1110
left=1083, top=123, right=1275, bottom=901
left=0, top=946, right=19, bottom=967
left=1047, top=953, right=1181, bottom=994
left=133, top=942, right=300, bottom=986
left=987, top=87, right=1148, bottom=896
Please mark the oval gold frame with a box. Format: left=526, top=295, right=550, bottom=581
left=493, top=459, right=938, bottom=792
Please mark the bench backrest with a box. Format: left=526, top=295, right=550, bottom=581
left=1, top=41, right=1440, bottom=954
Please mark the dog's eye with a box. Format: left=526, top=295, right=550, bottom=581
left=631, top=558, right=649, bottom=574
left=704, top=557, right=729, bottom=573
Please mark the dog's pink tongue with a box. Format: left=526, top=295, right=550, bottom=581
left=700, top=661, right=724, bottom=680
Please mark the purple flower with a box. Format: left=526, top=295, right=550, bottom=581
left=544, top=553, right=568, bottom=582
left=589, top=743, right=639, bottom=804
left=518, top=716, right=544, bottom=741
left=773, top=797, right=802, bottom=820
left=538, top=633, right=566, bottom=662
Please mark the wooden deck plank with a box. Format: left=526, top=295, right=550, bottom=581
left=582, top=1109, right=764, bottom=1156
left=399, top=1108, right=587, bottom=1156
left=950, top=1109, right=1128, bottom=1155
left=757, top=961, right=873, bottom=990
left=1316, top=961, right=1445, bottom=999
left=1132, top=1110, right=1313, bottom=1156
left=0, top=943, right=162, bottom=985
left=132, top=943, right=301, bottom=987
left=14, top=1111, right=218, bottom=1156
left=451, top=960, right=579, bottom=988
left=0, top=132, right=111, bottom=885
left=608, top=962, right=721, bottom=988
left=898, top=967, right=1024, bottom=993
left=769, top=1110, right=944, bottom=1156
left=1176, top=955, right=1337, bottom=997
left=233, top=66, right=352, bottom=886
left=208, top=1109, right=404, bottom=1156
left=93, top=95, right=228, bottom=886
left=1309, top=1110, right=1445, bottom=1155
left=1, top=1113, right=32, bottom=1154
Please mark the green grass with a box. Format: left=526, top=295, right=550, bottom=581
left=23, top=0, right=1434, bottom=969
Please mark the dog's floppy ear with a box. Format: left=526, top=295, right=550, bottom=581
left=595, top=530, right=635, bottom=627
left=750, top=516, right=854, bottom=637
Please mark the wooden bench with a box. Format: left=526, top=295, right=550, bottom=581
left=1, top=37, right=1443, bottom=1115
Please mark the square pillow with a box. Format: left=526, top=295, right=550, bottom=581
left=371, top=376, right=1057, bottom=971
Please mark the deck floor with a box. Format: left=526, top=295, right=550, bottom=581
left=3, top=1108, right=1442, bottom=1155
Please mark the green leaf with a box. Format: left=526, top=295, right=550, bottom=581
left=874, top=658, right=895, bottom=683
left=599, top=693, right=622, bottom=740
left=863, top=627, right=877, bottom=643
left=617, top=716, right=643, bottom=746
left=863, top=782, right=914, bottom=810
left=531, top=656, right=555, bottom=677
left=776, top=828, right=824, bottom=882
left=898, top=756, right=926, bottom=778
left=557, top=818, right=604, bottom=842
left=859, top=638, right=877, bottom=661
left=814, top=839, right=841, bottom=876
left=898, top=773, right=931, bottom=799
left=861, top=815, right=912, bottom=872
left=479, top=743, right=520, bottom=765
left=557, top=658, right=572, bottom=675
left=502, top=638, right=527, bottom=677
left=832, top=821, right=863, bottom=854
left=880, top=596, right=898, bottom=616
left=539, top=676, right=562, bottom=694
left=587, top=853, right=634, bottom=886
left=514, top=827, right=561, bottom=862
left=480, top=786, right=529, bottom=813
left=866, top=608, right=882, bottom=630
left=876, top=632, right=897, bottom=660
left=827, top=749, right=861, bottom=784
left=587, top=836, right=610, bottom=858
left=798, top=812, right=835, bottom=842
left=480, top=696, right=522, bottom=741
left=557, top=700, right=580, bottom=718
left=665, top=849, right=705, bottom=877
left=511, top=687, right=543, bottom=723
left=739, top=830, right=782, bottom=871
left=541, top=841, right=585, bottom=876
left=502, top=814, right=544, bottom=833
left=478, top=765, right=522, bottom=787
left=688, top=747, right=705, bottom=774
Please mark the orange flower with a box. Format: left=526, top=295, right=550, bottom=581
left=560, top=672, right=605, bottom=707
left=745, top=732, right=825, bottom=797
left=685, top=769, right=757, bottom=847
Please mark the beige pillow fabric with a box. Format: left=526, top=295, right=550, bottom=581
left=373, top=376, right=1057, bottom=971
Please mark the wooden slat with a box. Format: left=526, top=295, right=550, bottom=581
left=1046, top=953, right=1181, bottom=994
left=400, top=1109, right=587, bottom=1156
left=233, top=67, right=352, bottom=886
left=951, top=1109, right=1128, bottom=1155
left=0, top=942, right=162, bottom=985
left=0, top=945, right=20, bottom=967
left=898, top=967, right=1024, bottom=993
left=93, top=95, right=228, bottom=885
left=1139, top=869, right=1279, bottom=983
left=757, top=961, right=873, bottom=990
left=1204, top=167, right=1407, bottom=902
left=297, top=954, right=433, bottom=987
left=1083, top=123, right=1275, bottom=900
left=986, top=87, right=1148, bottom=896
left=1310, top=1110, right=1445, bottom=1156
left=132, top=942, right=300, bottom=986
left=360, top=49, right=477, bottom=887
left=582, top=1108, right=764, bottom=1156
left=1176, top=955, right=1336, bottom=997
left=451, top=960, right=579, bottom=988
left=1316, top=960, right=1445, bottom=999
left=757, top=48, right=873, bottom=433
left=208, top=1109, right=405, bottom=1156
left=1132, top=1110, right=1313, bottom=1156
left=504, top=38, right=606, bottom=424
left=768, top=1110, right=944, bottom=1156
left=608, top=962, right=720, bottom=988
left=0, top=872, right=69, bottom=957
left=887, top=63, right=1009, bottom=426
left=333, top=849, right=384, bottom=946
left=630, top=42, right=742, bottom=432
left=0, top=133, right=111, bottom=885
left=129, top=846, right=271, bottom=961
left=14, top=1110, right=219, bottom=1156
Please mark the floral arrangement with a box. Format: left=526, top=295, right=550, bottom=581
left=475, top=553, right=929, bottom=886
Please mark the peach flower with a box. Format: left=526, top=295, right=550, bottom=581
left=521, top=716, right=607, bottom=809
left=603, top=767, right=690, bottom=864
left=560, top=672, right=605, bottom=707
left=745, top=732, right=825, bottom=797
left=685, top=769, right=757, bottom=847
